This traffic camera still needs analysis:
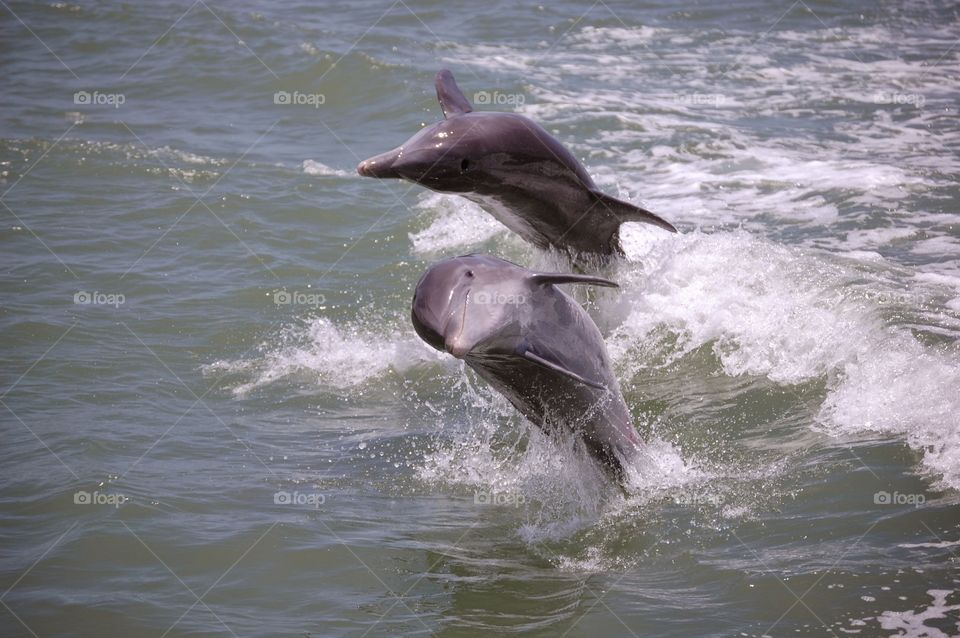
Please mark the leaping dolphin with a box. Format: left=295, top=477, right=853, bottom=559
left=359, top=70, right=677, bottom=264
left=411, top=254, right=642, bottom=482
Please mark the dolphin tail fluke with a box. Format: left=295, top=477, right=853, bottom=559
left=589, top=190, right=677, bottom=233
left=435, top=70, right=474, bottom=118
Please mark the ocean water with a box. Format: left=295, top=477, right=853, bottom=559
left=2, top=0, right=959, bottom=636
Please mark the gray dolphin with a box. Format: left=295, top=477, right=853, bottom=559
left=411, top=254, right=641, bottom=482
left=358, top=70, right=677, bottom=264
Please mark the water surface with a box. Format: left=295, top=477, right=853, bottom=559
left=2, top=1, right=959, bottom=636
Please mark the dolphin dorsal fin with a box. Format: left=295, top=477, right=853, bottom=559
left=521, top=349, right=606, bottom=390
left=435, top=69, right=473, bottom=118
left=529, top=273, right=619, bottom=288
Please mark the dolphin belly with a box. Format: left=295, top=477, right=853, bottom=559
left=462, top=193, right=545, bottom=248
left=465, top=185, right=621, bottom=258
left=467, top=353, right=638, bottom=479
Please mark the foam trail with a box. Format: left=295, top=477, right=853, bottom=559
left=608, top=229, right=960, bottom=489
left=876, top=589, right=960, bottom=638
left=204, top=317, right=443, bottom=396
left=409, top=193, right=506, bottom=254
left=302, top=159, right=352, bottom=177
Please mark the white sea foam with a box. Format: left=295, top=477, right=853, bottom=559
left=409, top=192, right=507, bottom=254
left=301, top=159, right=352, bottom=177
left=899, top=539, right=960, bottom=549
left=149, top=146, right=222, bottom=166
left=611, top=230, right=862, bottom=382
left=819, top=340, right=960, bottom=489
left=71, top=140, right=226, bottom=167
left=876, top=589, right=960, bottom=638
left=204, top=317, right=443, bottom=396
left=608, top=230, right=960, bottom=488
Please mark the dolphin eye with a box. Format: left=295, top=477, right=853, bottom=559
left=465, top=270, right=474, bottom=278
left=460, top=158, right=470, bottom=172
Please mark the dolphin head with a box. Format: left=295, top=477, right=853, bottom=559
left=357, top=118, right=488, bottom=193
left=411, top=255, right=528, bottom=359
left=358, top=70, right=513, bottom=193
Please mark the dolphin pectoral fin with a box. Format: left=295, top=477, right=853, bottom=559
left=435, top=69, right=474, bottom=118
left=529, top=273, right=619, bottom=289
left=521, top=350, right=606, bottom=390
left=589, top=190, right=678, bottom=233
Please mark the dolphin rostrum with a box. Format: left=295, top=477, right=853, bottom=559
left=358, top=70, right=677, bottom=264
left=411, top=254, right=641, bottom=481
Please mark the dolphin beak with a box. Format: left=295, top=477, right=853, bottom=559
left=445, top=339, right=471, bottom=359
left=359, top=148, right=441, bottom=182
left=357, top=147, right=403, bottom=178
left=443, top=296, right=472, bottom=358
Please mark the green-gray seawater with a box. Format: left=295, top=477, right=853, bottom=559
left=2, top=1, right=959, bottom=636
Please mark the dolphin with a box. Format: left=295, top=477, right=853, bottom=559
left=411, top=254, right=641, bottom=482
left=358, top=70, right=677, bottom=264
